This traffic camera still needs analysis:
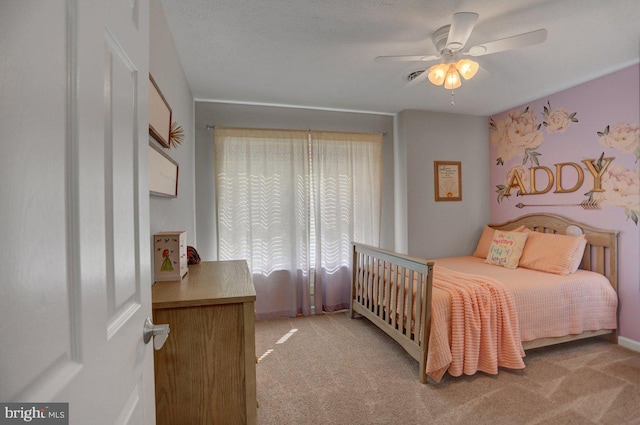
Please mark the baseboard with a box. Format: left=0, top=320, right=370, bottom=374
left=618, top=336, right=640, bottom=352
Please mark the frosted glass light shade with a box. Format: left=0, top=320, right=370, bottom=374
left=427, top=63, right=448, bottom=86
left=456, top=59, right=479, bottom=80
left=443, top=64, right=461, bottom=89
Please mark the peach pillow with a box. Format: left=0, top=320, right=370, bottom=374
left=485, top=230, right=528, bottom=269
left=518, top=230, right=587, bottom=275
left=473, top=225, right=526, bottom=258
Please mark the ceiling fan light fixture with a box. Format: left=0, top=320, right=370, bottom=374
left=456, top=59, right=479, bottom=80
left=427, top=63, right=448, bottom=85
left=443, top=64, right=462, bottom=90
left=375, top=12, right=548, bottom=97
left=427, top=59, right=476, bottom=90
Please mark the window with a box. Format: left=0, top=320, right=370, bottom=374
left=215, top=127, right=382, bottom=318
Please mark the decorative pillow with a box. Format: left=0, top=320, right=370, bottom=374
left=473, top=225, right=526, bottom=258
left=519, top=230, right=587, bottom=275
left=485, top=230, right=528, bottom=269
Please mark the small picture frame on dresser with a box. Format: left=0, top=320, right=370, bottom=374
left=153, top=231, right=188, bottom=282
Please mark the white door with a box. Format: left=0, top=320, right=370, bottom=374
left=0, top=1, right=155, bottom=424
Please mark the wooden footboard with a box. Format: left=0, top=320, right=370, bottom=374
left=350, top=243, right=434, bottom=383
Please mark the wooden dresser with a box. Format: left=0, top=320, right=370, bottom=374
left=152, top=260, right=257, bottom=425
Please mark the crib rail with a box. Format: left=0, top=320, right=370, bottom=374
left=350, top=243, right=434, bottom=383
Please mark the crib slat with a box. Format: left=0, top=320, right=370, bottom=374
left=359, top=253, right=365, bottom=305
left=414, top=271, right=423, bottom=342
left=383, top=261, right=390, bottom=323
left=368, top=256, right=375, bottom=312
left=375, top=259, right=382, bottom=318
left=372, top=257, right=379, bottom=314
left=398, top=266, right=405, bottom=333
left=370, top=255, right=376, bottom=311
left=366, top=255, right=373, bottom=310
left=583, top=244, right=592, bottom=271
left=390, top=263, right=397, bottom=329
left=405, top=269, right=413, bottom=338
left=595, top=245, right=605, bottom=275
left=360, top=252, right=366, bottom=302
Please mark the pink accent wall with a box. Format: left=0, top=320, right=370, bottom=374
left=489, top=64, right=640, bottom=343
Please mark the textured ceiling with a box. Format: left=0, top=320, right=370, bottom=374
left=159, top=0, right=640, bottom=116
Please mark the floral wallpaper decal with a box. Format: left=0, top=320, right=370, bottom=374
left=491, top=102, right=580, bottom=167
left=490, top=106, right=543, bottom=166
left=584, top=154, right=640, bottom=225
left=542, top=101, right=578, bottom=133
left=491, top=107, right=638, bottom=223
left=597, top=122, right=640, bottom=161
left=590, top=123, right=640, bottom=224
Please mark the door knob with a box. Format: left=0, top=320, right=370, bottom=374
left=143, top=317, right=170, bottom=350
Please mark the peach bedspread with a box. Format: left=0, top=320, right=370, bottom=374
left=427, top=265, right=525, bottom=382
left=434, top=256, right=618, bottom=342
left=424, top=256, right=618, bottom=381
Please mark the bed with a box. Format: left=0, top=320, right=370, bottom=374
left=350, top=213, right=618, bottom=383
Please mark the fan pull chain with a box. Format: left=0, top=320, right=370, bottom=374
left=451, top=90, right=455, bottom=106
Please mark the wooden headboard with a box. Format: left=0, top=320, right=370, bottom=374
left=489, top=213, right=619, bottom=292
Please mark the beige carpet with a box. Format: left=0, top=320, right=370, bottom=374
left=255, top=312, right=640, bottom=425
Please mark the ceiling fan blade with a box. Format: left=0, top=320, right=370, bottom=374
left=446, top=12, right=479, bottom=51
left=375, top=54, right=440, bottom=62
left=404, top=69, right=430, bottom=88
left=467, top=28, right=547, bottom=57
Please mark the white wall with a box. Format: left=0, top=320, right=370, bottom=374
left=398, top=109, right=491, bottom=259
left=194, top=101, right=395, bottom=261
left=149, top=0, right=196, bottom=247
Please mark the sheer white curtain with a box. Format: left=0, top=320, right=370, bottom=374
left=215, top=127, right=381, bottom=318
left=310, top=131, right=382, bottom=312
left=216, top=128, right=312, bottom=318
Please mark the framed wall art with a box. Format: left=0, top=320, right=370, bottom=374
left=434, top=161, right=462, bottom=202
left=149, top=142, right=179, bottom=197
left=148, top=73, right=172, bottom=148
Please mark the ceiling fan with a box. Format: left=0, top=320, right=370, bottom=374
left=375, top=12, right=547, bottom=89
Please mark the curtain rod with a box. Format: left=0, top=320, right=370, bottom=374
left=206, top=124, right=386, bottom=136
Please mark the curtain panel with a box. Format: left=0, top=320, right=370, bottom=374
left=215, top=127, right=382, bottom=318
left=310, top=131, right=382, bottom=313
